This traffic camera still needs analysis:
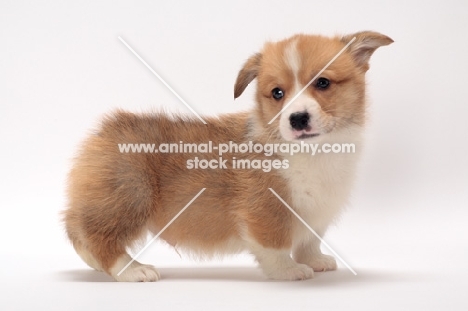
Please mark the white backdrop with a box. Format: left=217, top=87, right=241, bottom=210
left=1, top=0, right=468, bottom=310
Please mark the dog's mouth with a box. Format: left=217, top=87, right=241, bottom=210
left=291, top=127, right=321, bottom=140
left=297, top=133, right=320, bottom=139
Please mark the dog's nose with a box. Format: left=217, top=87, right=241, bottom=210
left=289, top=112, right=310, bottom=130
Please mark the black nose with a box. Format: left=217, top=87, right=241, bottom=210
left=289, top=112, right=310, bottom=130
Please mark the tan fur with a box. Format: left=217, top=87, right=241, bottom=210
left=63, top=31, right=392, bottom=281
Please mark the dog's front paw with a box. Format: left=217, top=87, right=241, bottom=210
left=306, top=254, right=337, bottom=272
left=267, top=263, right=314, bottom=281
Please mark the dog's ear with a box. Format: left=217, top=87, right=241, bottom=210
left=341, top=31, right=393, bottom=71
left=234, top=53, right=262, bottom=99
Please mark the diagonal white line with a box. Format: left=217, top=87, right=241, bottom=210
left=269, top=188, right=357, bottom=275
left=118, top=36, right=207, bottom=125
left=117, top=188, right=206, bottom=276
left=268, top=37, right=356, bottom=124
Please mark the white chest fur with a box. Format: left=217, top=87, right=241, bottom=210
left=278, top=126, right=363, bottom=244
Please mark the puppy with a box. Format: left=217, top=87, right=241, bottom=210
left=63, top=31, right=392, bottom=281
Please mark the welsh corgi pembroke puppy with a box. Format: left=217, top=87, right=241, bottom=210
left=63, top=31, right=392, bottom=282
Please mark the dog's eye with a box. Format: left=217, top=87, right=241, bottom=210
left=271, top=87, right=284, bottom=100
left=316, top=77, right=330, bottom=90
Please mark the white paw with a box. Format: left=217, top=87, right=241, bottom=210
left=113, top=263, right=160, bottom=282
left=109, top=254, right=160, bottom=282
left=307, top=254, right=337, bottom=272
left=267, top=263, right=314, bottom=281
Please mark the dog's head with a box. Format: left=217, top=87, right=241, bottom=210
left=234, top=31, right=393, bottom=142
